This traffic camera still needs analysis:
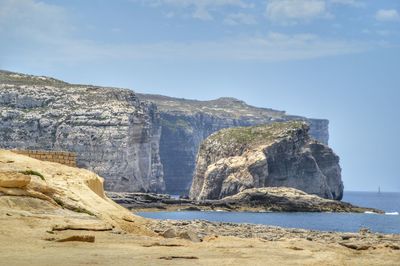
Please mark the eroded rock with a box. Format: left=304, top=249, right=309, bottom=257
left=138, top=93, right=330, bottom=196
left=190, top=121, right=343, bottom=200
left=0, top=172, right=30, bottom=188
left=0, top=71, right=164, bottom=193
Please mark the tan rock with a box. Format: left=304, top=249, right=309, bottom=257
left=178, top=231, right=201, bottom=242
left=0, top=172, right=31, bottom=188
left=162, top=228, right=177, bottom=238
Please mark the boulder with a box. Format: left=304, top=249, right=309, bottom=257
left=178, top=231, right=201, bottom=242
left=162, top=228, right=177, bottom=238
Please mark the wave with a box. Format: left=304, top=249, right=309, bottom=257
left=364, top=211, right=377, bottom=214
left=385, top=212, right=399, bottom=215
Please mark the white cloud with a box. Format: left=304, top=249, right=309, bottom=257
left=136, top=0, right=253, bottom=20
left=330, top=0, right=364, bottom=8
left=0, top=0, right=375, bottom=67
left=0, top=0, right=69, bottom=40
left=8, top=32, right=371, bottom=64
left=375, top=9, right=400, bottom=22
left=224, top=13, right=257, bottom=25
left=266, top=0, right=329, bottom=23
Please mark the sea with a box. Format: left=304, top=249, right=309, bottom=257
left=137, top=191, right=400, bottom=234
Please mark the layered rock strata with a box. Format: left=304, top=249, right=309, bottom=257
left=0, top=71, right=164, bottom=192
left=0, top=150, right=152, bottom=233
left=138, top=94, right=329, bottom=195
left=1, top=70, right=331, bottom=195
left=190, top=121, right=343, bottom=200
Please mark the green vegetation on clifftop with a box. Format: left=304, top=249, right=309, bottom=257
left=206, top=121, right=307, bottom=147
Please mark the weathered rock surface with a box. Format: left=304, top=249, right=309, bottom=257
left=146, top=219, right=400, bottom=252
left=107, top=187, right=380, bottom=213
left=106, top=191, right=193, bottom=210
left=138, top=94, right=330, bottom=195
left=0, top=151, right=399, bottom=265
left=0, top=149, right=153, bottom=234
left=0, top=70, right=164, bottom=192
left=190, top=121, right=343, bottom=200
left=214, top=187, right=380, bottom=213
left=1, top=69, right=331, bottom=196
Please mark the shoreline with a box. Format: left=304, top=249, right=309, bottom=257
left=107, top=190, right=384, bottom=214
left=144, top=217, right=400, bottom=248
left=1, top=151, right=399, bottom=265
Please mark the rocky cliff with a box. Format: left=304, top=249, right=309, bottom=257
left=189, top=121, right=343, bottom=200
left=0, top=70, right=332, bottom=195
left=0, top=70, right=164, bottom=192
left=138, top=94, right=330, bottom=195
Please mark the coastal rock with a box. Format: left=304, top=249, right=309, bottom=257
left=1, top=69, right=331, bottom=195
left=138, top=94, right=330, bottom=195
left=162, top=228, right=177, bottom=238
left=0, top=172, right=31, bottom=188
left=0, top=150, right=153, bottom=234
left=0, top=70, right=164, bottom=192
left=107, top=188, right=380, bottom=213
left=178, top=231, right=202, bottom=242
left=189, top=121, right=343, bottom=200
left=216, top=187, right=379, bottom=213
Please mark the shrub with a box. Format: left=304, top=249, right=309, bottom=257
left=19, top=170, right=45, bottom=181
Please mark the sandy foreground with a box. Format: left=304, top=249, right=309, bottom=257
left=0, top=150, right=399, bottom=266
left=1, top=213, right=400, bottom=266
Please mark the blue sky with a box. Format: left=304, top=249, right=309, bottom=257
left=1, top=0, right=399, bottom=192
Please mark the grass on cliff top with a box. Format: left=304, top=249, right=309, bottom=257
left=0, top=70, right=69, bottom=87
left=19, top=170, right=45, bottom=181
left=207, top=121, right=306, bottom=146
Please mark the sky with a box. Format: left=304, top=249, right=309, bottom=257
left=0, top=0, right=399, bottom=192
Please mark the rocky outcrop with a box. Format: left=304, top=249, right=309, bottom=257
left=0, top=70, right=164, bottom=192
left=107, top=187, right=380, bottom=213
left=147, top=219, right=400, bottom=251
left=215, top=187, right=375, bottom=213
left=1, top=70, right=331, bottom=195
left=0, top=150, right=152, bottom=234
left=189, top=121, right=343, bottom=200
left=138, top=94, right=330, bottom=195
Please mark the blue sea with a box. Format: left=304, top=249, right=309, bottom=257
left=137, top=191, right=400, bottom=234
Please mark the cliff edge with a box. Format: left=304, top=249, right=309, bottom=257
left=138, top=93, right=329, bottom=195
left=0, top=70, right=164, bottom=192
left=190, top=121, right=343, bottom=200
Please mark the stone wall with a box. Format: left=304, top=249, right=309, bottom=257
left=13, top=150, right=77, bottom=167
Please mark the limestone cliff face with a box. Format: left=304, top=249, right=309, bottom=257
left=0, top=71, right=164, bottom=192
left=138, top=94, right=330, bottom=195
left=189, top=121, right=343, bottom=201
left=0, top=70, right=332, bottom=196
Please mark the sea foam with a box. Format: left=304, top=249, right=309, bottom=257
left=385, top=212, right=399, bottom=215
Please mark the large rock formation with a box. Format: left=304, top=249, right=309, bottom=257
left=190, top=121, right=343, bottom=200
left=0, top=149, right=152, bottom=233
left=0, top=70, right=164, bottom=192
left=107, top=188, right=381, bottom=213
left=0, top=70, right=331, bottom=195
left=138, top=94, right=329, bottom=195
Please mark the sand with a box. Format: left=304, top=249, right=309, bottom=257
left=0, top=150, right=399, bottom=266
